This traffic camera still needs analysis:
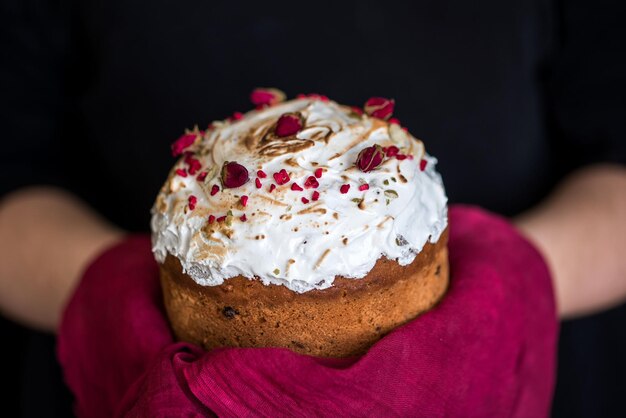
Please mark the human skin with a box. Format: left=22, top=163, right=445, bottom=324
left=515, top=164, right=626, bottom=319
left=0, top=164, right=624, bottom=331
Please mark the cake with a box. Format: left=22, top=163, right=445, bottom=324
left=151, top=90, right=448, bottom=357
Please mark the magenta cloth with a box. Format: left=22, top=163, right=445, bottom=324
left=58, top=205, right=558, bottom=417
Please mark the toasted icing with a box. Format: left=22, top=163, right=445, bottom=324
left=151, top=98, right=447, bottom=293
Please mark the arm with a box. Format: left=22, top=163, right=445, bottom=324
left=0, top=187, right=124, bottom=331
left=516, top=164, right=626, bottom=319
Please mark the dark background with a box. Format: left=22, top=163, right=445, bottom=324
left=1, top=0, right=625, bottom=416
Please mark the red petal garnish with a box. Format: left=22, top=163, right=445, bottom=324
left=273, top=169, right=290, bottom=185
left=364, top=97, right=395, bottom=120
left=407, top=154, right=414, bottom=160
left=296, top=93, right=307, bottom=99
left=420, top=159, right=428, bottom=171
left=291, top=183, right=303, bottom=191
left=312, top=191, right=320, bottom=201
left=241, top=195, right=248, bottom=207
left=358, top=184, right=369, bottom=191
left=314, top=168, right=323, bottom=178
left=306, top=93, right=329, bottom=102
left=396, top=154, right=407, bottom=160
left=304, top=176, right=319, bottom=189
left=196, top=171, right=208, bottom=182
left=255, top=178, right=262, bottom=189
left=388, top=117, right=401, bottom=125
left=184, top=155, right=202, bottom=175
left=188, top=195, right=197, bottom=210
left=217, top=216, right=226, bottom=223
left=257, top=170, right=267, bottom=178
left=356, top=145, right=385, bottom=172
left=301, top=197, right=310, bottom=204
left=250, top=88, right=286, bottom=106
left=340, top=184, right=350, bottom=194
left=208, top=215, right=216, bottom=224
left=385, top=146, right=400, bottom=157
left=221, top=161, right=249, bottom=188
left=240, top=214, right=247, bottom=222
left=210, top=184, right=220, bottom=196
left=175, top=168, right=188, bottom=177
left=171, top=133, right=199, bottom=157
left=230, top=111, right=244, bottom=121
left=269, top=184, right=276, bottom=193
left=275, top=113, right=303, bottom=137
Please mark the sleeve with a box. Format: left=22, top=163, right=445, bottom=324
left=0, top=0, right=73, bottom=198
left=548, top=0, right=626, bottom=174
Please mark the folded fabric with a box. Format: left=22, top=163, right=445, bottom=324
left=58, top=205, right=558, bottom=417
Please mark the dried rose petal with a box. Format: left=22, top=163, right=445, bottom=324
left=255, top=178, right=262, bottom=189
left=356, top=145, right=385, bottom=172
left=269, top=184, right=276, bottom=193
left=358, top=183, right=369, bottom=191
left=364, top=97, right=395, bottom=120
left=396, top=154, right=407, bottom=160
left=184, top=155, right=202, bottom=175
left=312, top=191, right=320, bottom=201
left=196, top=171, right=208, bottom=182
left=221, top=161, right=249, bottom=188
left=301, top=197, right=310, bottom=204
left=175, top=168, right=188, bottom=177
left=314, top=168, right=323, bottom=178
left=304, top=176, right=319, bottom=189
left=257, top=170, right=267, bottom=178
left=188, top=195, right=197, bottom=210
left=240, top=214, right=247, bottom=222
left=275, top=113, right=303, bottom=137
left=420, top=159, right=428, bottom=171
left=208, top=215, right=216, bottom=224
left=250, top=88, right=286, bottom=106
left=210, top=184, right=220, bottom=196
left=385, top=146, right=400, bottom=157
left=340, top=184, right=350, bottom=194
left=241, top=195, right=248, bottom=207
left=273, top=169, right=290, bottom=185
left=291, top=183, right=303, bottom=191
left=217, top=216, right=226, bottom=223
left=230, top=111, right=244, bottom=121
left=171, top=133, right=199, bottom=157
left=306, top=93, right=329, bottom=102
left=388, top=117, right=401, bottom=125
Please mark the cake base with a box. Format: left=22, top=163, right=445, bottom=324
left=160, top=229, right=448, bottom=357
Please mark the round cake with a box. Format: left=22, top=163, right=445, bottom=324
left=151, top=90, right=448, bottom=357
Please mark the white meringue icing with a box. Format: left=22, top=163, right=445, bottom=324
left=151, top=98, right=447, bottom=293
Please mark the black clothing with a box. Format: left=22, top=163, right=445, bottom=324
left=1, top=0, right=625, bottom=416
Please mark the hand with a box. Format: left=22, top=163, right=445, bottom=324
left=516, top=164, right=626, bottom=318
left=0, top=187, right=124, bottom=330
left=58, top=206, right=557, bottom=417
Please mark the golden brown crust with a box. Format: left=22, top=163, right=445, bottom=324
left=160, top=229, right=449, bottom=357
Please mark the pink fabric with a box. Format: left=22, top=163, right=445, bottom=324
left=58, top=205, right=558, bottom=417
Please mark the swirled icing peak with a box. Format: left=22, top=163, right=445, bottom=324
left=151, top=93, right=448, bottom=293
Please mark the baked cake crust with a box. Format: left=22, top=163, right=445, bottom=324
left=160, top=229, right=448, bottom=357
